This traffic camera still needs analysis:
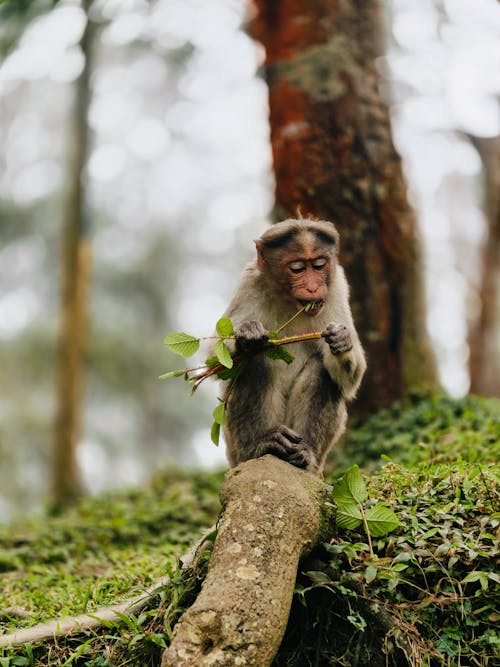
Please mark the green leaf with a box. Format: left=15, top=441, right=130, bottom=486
left=215, top=340, right=233, bottom=369
left=365, top=564, right=377, bottom=583
left=213, top=403, right=227, bottom=426
left=218, top=364, right=245, bottom=381
left=211, top=421, right=221, bottom=446
left=205, top=355, right=219, bottom=367
left=158, top=370, right=186, bottom=380
left=364, top=504, right=399, bottom=537
left=268, top=330, right=278, bottom=340
left=164, top=332, right=200, bottom=357
left=347, top=613, right=366, bottom=632
left=266, top=346, right=295, bottom=364
left=149, top=634, right=167, bottom=648
left=332, top=465, right=368, bottom=506
left=216, top=317, right=234, bottom=337
left=391, top=563, right=409, bottom=572
left=306, top=570, right=332, bottom=584
left=462, top=571, right=492, bottom=591
left=335, top=504, right=363, bottom=531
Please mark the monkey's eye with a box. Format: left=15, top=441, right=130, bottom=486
left=312, top=258, right=327, bottom=270
left=289, top=261, right=306, bottom=274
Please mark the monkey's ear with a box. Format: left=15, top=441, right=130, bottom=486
left=255, top=239, right=265, bottom=271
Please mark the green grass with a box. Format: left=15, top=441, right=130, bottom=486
left=0, top=467, right=223, bottom=632
left=0, top=393, right=498, bottom=666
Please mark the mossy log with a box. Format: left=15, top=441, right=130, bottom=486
left=161, top=455, right=334, bottom=667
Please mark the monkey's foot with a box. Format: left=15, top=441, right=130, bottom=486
left=258, top=426, right=316, bottom=470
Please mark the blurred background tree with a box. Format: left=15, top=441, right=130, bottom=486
left=52, top=0, right=95, bottom=506
left=0, top=0, right=498, bottom=520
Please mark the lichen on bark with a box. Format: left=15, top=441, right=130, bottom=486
left=161, top=456, right=334, bottom=667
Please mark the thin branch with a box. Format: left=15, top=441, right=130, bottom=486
left=0, top=527, right=215, bottom=648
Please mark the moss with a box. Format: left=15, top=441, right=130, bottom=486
left=333, top=392, right=500, bottom=472
left=0, top=394, right=498, bottom=665
left=271, top=35, right=357, bottom=102
left=0, top=467, right=223, bottom=633
left=276, top=456, right=499, bottom=666
left=276, top=393, right=500, bottom=666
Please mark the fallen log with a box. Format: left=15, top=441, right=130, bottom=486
left=162, top=454, right=334, bottom=667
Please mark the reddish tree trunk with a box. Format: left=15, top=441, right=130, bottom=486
left=251, top=0, right=437, bottom=412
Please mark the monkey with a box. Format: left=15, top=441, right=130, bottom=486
left=217, top=217, right=366, bottom=475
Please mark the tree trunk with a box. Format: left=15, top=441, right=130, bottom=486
left=468, top=136, right=500, bottom=397
left=251, top=0, right=438, bottom=412
left=52, top=2, right=95, bottom=506
left=161, top=455, right=334, bottom=667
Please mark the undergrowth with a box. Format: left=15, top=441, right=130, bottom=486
left=335, top=392, right=499, bottom=470
left=0, top=468, right=222, bottom=630
left=0, top=393, right=498, bottom=666
left=277, top=458, right=499, bottom=666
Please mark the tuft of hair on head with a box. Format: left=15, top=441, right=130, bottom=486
left=294, top=206, right=322, bottom=223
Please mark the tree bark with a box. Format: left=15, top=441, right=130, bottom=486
left=468, top=136, right=500, bottom=397
left=52, top=1, right=95, bottom=505
left=251, top=0, right=438, bottom=412
left=161, top=455, right=334, bottom=667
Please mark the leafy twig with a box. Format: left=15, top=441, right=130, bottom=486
left=160, top=306, right=324, bottom=444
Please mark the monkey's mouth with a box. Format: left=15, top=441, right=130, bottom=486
left=298, top=300, right=324, bottom=316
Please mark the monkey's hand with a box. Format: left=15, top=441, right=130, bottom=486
left=235, top=320, right=269, bottom=354
left=257, top=426, right=318, bottom=471
left=322, top=323, right=353, bottom=355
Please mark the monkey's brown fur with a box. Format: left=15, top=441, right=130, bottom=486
left=219, top=218, right=366, bottom=474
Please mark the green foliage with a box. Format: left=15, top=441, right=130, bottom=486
left=212, top=403, right=227, bottom=427
left=210, top=402, right=227, bottom=446
left=1, top=394, right=498, bottom=666
left=265, top=346, right=295, bottom=364
left=279, top=455, right=499, bottom=665
left=163, top=332, right=200, bottom=358
left=210, top=421, right=221, bottom=447
left=362, top=503, right=399, bottom=538
left=160, top=308, right=321, bottom=393
left=214, top=339, right=233, bottom=369
left=335, top=392, right=500, bottom=470
left=276, top=394, right=499, bottom=666
left=0, top=467, right=222, bottom=636
left=160, top=307, right=322, bottom=447
left=332, top=465, right=399, bottom=548
left=215, top=317, right=234, bottom=337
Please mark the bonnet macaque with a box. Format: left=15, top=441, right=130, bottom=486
left=219, top=218, right=366, bottom=475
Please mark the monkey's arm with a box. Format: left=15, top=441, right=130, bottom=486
left=320, top=268, right=366, bottom=400
left=321, top=323, right=366, bottom=400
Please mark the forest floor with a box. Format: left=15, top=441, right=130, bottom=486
left=0, top=393, right=499, bottom=666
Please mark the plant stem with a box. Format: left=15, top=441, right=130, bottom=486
left=359, top=503, right=374, bottom=558
left=274, top=304, right=309, bottom=335
left=267, top=331, right=322, bottom=347
left=182, top=330, right=323, bottom=392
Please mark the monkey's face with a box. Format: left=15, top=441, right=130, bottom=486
left=256, top=224, right=337, bottom=317
left=286, top=254, right=332, bottom=315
